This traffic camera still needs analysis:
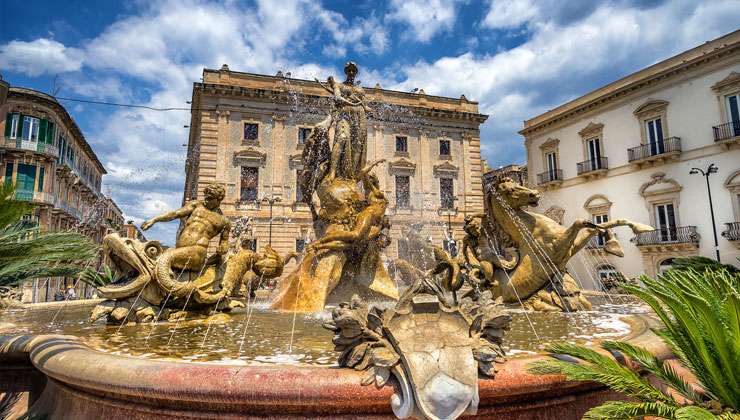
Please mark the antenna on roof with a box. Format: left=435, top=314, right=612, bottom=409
left=52, top=74, right=61, bottom=97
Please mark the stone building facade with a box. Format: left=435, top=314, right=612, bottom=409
left=1, top=86, right=112, bottom=301
left=520, top=30, right=740, bottom=285
left=184, top=66, right=488, bottom=269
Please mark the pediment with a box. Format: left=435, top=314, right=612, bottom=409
left=584, top=194, right=612, bottom=212
left=578, top=122, right=604, bottom=137
left=288, top=153, right=303, bottom=168
left=233, top=147, right=266, bottom=165
left=711, top=71, right=740, bottom=92
left=725, top=169, right=740, bottom=188
left=538, top=138, right=559, bottom=151
left=389, top=158, right=416, bottom=172
left=639, top=172, right=682, bottom=197
left=433, top=161, right=459, bottom=176
left=633, top=99, right=669, bottom=117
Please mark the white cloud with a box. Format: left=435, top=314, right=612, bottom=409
left=386, top=0, right=465, bottom=43
left=481, top=0, right=540, bottom=29
left=0, top=38, right=83, bottom=76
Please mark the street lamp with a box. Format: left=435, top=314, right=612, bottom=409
left=262, top=195, right=281, bottom=246
left=445, top=196, right=459, bottom=256
left=689, top=164, right=720, bottom=262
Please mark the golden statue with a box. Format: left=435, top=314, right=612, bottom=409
left=90, top=183, right=284, bottom=324
left=271, top=63, right=399, bottom=312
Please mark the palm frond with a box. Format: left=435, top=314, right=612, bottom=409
left=583, top=400, right=679, bottom=419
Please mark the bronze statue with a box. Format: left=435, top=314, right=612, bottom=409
left=90, top=183, right=284, bottom=324
left=480, top=176, right=652, bottom=311
left=271, top=63, right=398, bottom=312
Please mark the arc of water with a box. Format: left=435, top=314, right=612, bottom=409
left=49, top=255, right=98, bottom=325
left=237, top=271, right=262, bottom=357
left=144, top=290, right=171, bottom=344
left=288, top=269, right=302, bottom=354
left=166, top=255, right=210, bottom=348
left=490, top=189, right=586, bottom=313
left=499, top=265, right=541, bottom=342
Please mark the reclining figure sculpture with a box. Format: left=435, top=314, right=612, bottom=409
left=90, top=183, right=284, bottom=324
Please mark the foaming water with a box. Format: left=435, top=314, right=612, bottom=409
left=0, top=295, right=648, bottom=366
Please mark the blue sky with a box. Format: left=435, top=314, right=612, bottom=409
left=1, top=0, right=738, bottom=244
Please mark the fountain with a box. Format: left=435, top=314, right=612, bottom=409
left=0, top=62, right=668, bottom=420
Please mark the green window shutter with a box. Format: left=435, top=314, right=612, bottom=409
left=38, top=119, right=48, bottom=144
left=4, top=113, right=11, bottom=137
left=38, top=167, right=45, bottom=192
left=17, top=164, right=36, bottom=191
left=46, top=122, right=55, bottom=145
left=16, top=115, right=24, bottom=140
left=4, top=162, right=13, bottom=185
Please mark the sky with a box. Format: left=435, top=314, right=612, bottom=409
left=1, top=0, right=738, bottom=244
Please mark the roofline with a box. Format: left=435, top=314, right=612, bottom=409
left=7, top=87, right=107, bottom=174
left=519, top=29, right=740, bottom=136
left=201, top=67, right=481, bottom=106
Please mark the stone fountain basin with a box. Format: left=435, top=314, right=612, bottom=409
left=0, top=313, right=668, bottom=420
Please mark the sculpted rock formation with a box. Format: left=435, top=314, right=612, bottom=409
left=271, top=62, right=399, bottom=312
left=90, top=183, right=284, bottom=324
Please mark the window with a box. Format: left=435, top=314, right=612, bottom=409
left=646, top=118, right=664, bottom=155
left=727, top=93, right=740, bottom=137
left=296, top=170, right=303, bottom=202
left=545, top=151, right=558, bottom=181
left=244, top=123, right=259, bottom=141
left=439, top=139, right=451, bottom=156
left=396, top=175, right=410, bottom=207
left=6, top=113, right=19, bottom=138
left=21, top=116, right=40, bottom=141
left=586, top=138, right=602, bottom=170
left=593, top=213, right=608, bottom=246
left=38, top=167, right=44, bottom=192
left=396, top=136, right=407, bottom=152
left=298, top=127, right=311, bottom=144
left=240, top=167, right=258, bottom=201
left=244, top=239, right=257, bottom=252
left=16, top=164, right=36, bottom=191
left=654, top=203, right=677, bottom=242
left=658, top=258, right=675, bottom=275
left=296, top=239, right=307, bottom=253
left=440, top=178, right=454, bottom=209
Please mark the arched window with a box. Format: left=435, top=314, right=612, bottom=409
left=658, top=258, right=675, bottom=275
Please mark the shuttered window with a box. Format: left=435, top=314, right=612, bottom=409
left=241, top=167, right=258, bottom=201
left=38, top=167, right=45, bottom=192
left=4, top=162, right=13, bottom=185
left=16, top=164, right=37, bottom=191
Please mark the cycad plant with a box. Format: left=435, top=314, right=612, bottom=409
left=0, top=183, right=99, bottom=288
left=79, top=263, right=116, bottom=287
left=527, top=266, right=740, bottom=420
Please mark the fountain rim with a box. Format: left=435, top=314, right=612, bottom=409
left=0, top=313, right=668, bottom=416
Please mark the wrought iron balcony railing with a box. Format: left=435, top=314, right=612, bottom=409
left=627, top=137, right=681, bottom=162
left=713, top=121, right=740, bottom=142
left=631, top=225, right=699, bottom=246
left=722, top=222, right=740, bottom=241
left=1, top=136, right=58, bottom=157
left=536, top=169, right=563, bottom=185
left=577, top=157, right=608, bottom=175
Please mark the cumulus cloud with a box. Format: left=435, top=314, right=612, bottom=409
left=0, top=38, right=84, bottom=76
left=391, top=0, right=740, bottom=168
left=386, top=0, right=466, bottom=43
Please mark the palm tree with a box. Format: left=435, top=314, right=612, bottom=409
left=79, top=263, right=116, bottom=287
left=527, top=266, right=740, bottom=419
left=0, top=183, right=99, bottom=289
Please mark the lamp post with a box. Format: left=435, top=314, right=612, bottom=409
left=690, top=164, right=720, bottom=262
left=262, top=195, right=281, bottom=247
left=445, top=196, right=459, bottom=256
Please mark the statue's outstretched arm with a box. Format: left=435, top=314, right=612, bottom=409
left=141, top=201, right=196, bottom=230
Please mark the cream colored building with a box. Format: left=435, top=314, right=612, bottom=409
left=520, top=30, right=740, bottom=287
left=184, top=65, right=488, bottom=269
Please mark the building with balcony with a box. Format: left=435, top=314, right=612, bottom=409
left=1, top=85, right=111, bottom=302
left=520, top=30, right=740, bottom=283
left=184, top=65, right=488, bottom=269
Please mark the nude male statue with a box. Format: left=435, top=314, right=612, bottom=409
left=141, top=183, right=231, bottom=271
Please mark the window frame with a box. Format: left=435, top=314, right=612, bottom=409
left=22, top=116, right=40, bottom=142
left=439, top=139, right=451, bottom=157
left=395, top=175, right=410, bottom=208
left=395, top=136, right=408, bottom=153
left=440, top=177, right=455, bottom=209
left=240, top=166, right=259, bottom=202
left=243, top=122, right=259, bottom=143
left=298, top=127, right=312, bottom=145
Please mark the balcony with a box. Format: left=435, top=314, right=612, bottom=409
left=13, top=190, right=57, bottom=206
left=536, top=169, right=563, bottom=190
left=627, top=137, right=681, bottom=168
left=576, top=157, right=608, bottom=179
left=722, top=222, right=740, bottom=249
left=631, top=226, right=700, bottom=252
left=1, top=136, right=58, bottom=158
left=712, top=121, right=740, bottom=148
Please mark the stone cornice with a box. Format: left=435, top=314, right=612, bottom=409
left=389, top=158, right=416, bottom=172
left=233, top=147, right=267, bottom=166
left=578, top=122, right=604, bottom=138
left=538, top=138, right=560, bottom=151
left=433, top=161, right=459, bottom=176
left=633, top=99, right=669, bottom=117
left=711, top=71, right=740, bottom=92
left=519, top=31, right=740, bottom=137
